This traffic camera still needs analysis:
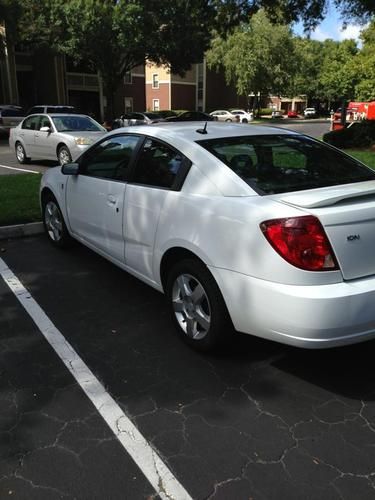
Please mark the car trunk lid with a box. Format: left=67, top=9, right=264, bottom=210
left=277, top=181, right=375, bottom=280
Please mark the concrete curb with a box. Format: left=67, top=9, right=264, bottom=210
left=0, top=221, right=44, bottom=240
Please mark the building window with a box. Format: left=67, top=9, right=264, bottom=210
left=153, top=99, right=160, bottom=111
left=124, top=71, right=132, bottom=84
left=124, top=97, right=133, bottom=113
left=152, top=74, right=159, bottom=89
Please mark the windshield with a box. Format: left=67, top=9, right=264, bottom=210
left=52, top=115, right=103, bottom=132
left=197, top=134, right=375, bottom=195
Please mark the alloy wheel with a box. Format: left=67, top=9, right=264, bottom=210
left=172, top=273, right=211, bottom=340
left=44, top=201, right=63, bottom=242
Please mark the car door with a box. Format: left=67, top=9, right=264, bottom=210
left=66, top=134, right=141, bottom=262
left=33, top=115, right=56, bottom=159
left=18, top=115, right=41, bottom=155
left=124, top=137, right=190, bottom=280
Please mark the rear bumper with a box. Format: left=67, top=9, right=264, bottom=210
left=209, top=267, right=375, bottom=348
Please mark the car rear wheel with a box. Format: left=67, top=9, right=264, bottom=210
left=58, top=146, right=72, bottom=165
left=42, top=194, right=72, bottom=248
left=166, top=258, right=233, bottom=352
left=15, top=142, right=30, bottom=164
left=242, top=118, right=248, bottom=124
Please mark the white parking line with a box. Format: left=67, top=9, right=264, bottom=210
left=0, top=257, right=192, bottom=500
left=0, top=164, right=41, bottom=174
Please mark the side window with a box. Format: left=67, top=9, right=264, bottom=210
left=132, top=139, right=186, bottom=189
left=82, top=135, right=140, bottom=181
left=22, top=116, right=41, bottom=130
left=39, top=116, right=52, bottom=130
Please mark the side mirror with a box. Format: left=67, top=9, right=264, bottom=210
left=61, top=162, right=79, bottom=175
left=40, top=126, right=52, bottom=133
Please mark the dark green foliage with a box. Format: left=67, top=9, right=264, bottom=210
left=323, top=120, right=375, bottom=148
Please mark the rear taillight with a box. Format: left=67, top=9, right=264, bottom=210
left=260, top=215, right=339, bottom=271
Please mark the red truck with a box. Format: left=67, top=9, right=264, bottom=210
left=332, top=101, right=375, bottom=130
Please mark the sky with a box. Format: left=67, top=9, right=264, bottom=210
left=293, top=1, right=365, bottom=43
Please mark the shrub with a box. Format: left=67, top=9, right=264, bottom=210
left=323, top=120, right=375, bottom=148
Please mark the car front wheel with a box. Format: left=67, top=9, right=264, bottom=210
left=15, top=142, right=30, bottom=164
left=166, top=258, right=233, bottom=352
left=58, top=146, right=72, bottom=165
left=42, top=194, right=72, bottom=248
left=225, top=118, right=232, bottom=122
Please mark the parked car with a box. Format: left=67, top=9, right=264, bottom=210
left=118, top=112, right=164, bottom=127
left=271, top=110, right=283, bottom=118
left=287, top=110, right=298, bottom=118
left=230, top=109, right=254, bottom=123
left=40, top=122, right=375, bottom=352
left=0, top=105, right=25, bottom=135
left=10, top=113, right=107, bottom=165
left=303, top=107, right=317, bottom=118
left=209, top=110, right=236, bottom=122
left=164, top=111, right=215, bottom=122
left=26, top=105, right=77, bottom=116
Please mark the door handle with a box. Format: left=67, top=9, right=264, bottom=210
left=107, top=195, right=116, bottom=205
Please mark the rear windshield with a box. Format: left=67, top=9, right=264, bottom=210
left=197, top=134, right=375, bottom=195
left=0, top=108, right=24, bottom=117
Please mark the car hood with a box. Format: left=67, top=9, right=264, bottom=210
left=276, top=181, right=375, bottom=280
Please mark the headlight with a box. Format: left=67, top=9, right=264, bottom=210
left=75, top=137, right=94, bottom=145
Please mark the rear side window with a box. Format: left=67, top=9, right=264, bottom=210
left=27, top=107, right=43, bottom=115
left=197, top=134, right=375, bottom=195
left=132, top=138, right=188, bottom=189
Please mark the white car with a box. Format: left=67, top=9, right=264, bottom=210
left=303, top=107, right=317, bottom=118
left=209, top=110, right=236, bottom=122
left=9, top=113, right=107, bottom=165
left=230, top=109, right=254, bottom=123
left=40, top=122, right=375, bottom=352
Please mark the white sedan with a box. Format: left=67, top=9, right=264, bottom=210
left=231, top=109, right=254, bottom=123
left=9, top=113, right=107, bottom=165
left=40, top=122, right=375, bottom=352
left=209, top=110, right=236, bottom=122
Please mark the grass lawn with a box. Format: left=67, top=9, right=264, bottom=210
left=0, top=173, right=42, bottom=226
left=344, top=149, right=375, bottom=169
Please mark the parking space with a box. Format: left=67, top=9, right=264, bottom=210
left=1, top=235, right=375, bottom=499
left=0, top=265, right=156, bottom=499
left=0, top=138, right=56, bottom=176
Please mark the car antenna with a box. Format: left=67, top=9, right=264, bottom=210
left=196, top=122, right=208, bottom=135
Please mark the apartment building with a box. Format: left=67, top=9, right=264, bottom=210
left=145, top=60, right=247, bottom=113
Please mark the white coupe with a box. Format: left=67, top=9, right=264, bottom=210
left=40, top=122, right=375, bottom=351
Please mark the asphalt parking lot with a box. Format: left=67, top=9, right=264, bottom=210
left=1, top=117, right=373, bottom=499
left=1, top=235, right=375, bottom=499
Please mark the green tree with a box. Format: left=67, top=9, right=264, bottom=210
left=354, top=21, right=375, bottom=100
left=1, top=0, right=262, bottom=117
left=206, top=10, right=297, bottom=113
left=292, top=38, right=325, bottom=105
left=318, top=39, right=359, bottom=104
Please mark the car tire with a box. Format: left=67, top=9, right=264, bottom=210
left=225, top=118, right=232, bottom=122
left=166, top=258, right=233, bottom=352
left=58, top=146, right=72, bottom=165
left=242, top=118, right=248, bottom=124
left=42, top=194, right=72, bottom=248
left=15, top=142, right=30, bottom=164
